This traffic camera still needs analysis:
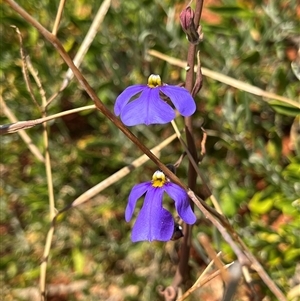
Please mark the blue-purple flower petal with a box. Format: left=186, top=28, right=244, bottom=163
left=159, top=85, right=196, bottom=116
left=114, top=85, right=145, bottom=116
left=164, top=183, right=196, bottom=224
left=125, top=182, right=151, bottom=222
left=131, top=187, right=174, bottom=242
left=120, top=87, right=175, bottom=126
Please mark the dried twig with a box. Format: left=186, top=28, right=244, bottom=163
left=198, top=233, right=229, bottom=283
left=3, top=0, right=185, bottom=189
left=191, top=51, right=203, bottom=97
left=199, top=126, right=207, bottom=159
left=194, top=252, right=223, bottom=285
left=177, top=261, right=234, bottom=301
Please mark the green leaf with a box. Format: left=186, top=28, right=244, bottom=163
left=258, top=232, right=280, bottom=243
left=241, top=51, right=260, bottom=64
left=72, top=248, right=85, bottom=275
left=284, top=248, right=300, bottom=262
left=221, top=194, right=237, bottom=216
left=269, top=100, right=300, bottom=116
left=291, top=60, right=300, bottom=80
left=282, top=162, right=300, bottom=183
left=274, top=198, right=298, bottom=216
left=248, top=186, right=275, bottom=214
left=207, top=6, right=250, bottom=16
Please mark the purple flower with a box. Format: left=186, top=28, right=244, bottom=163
left=114, top=74, right=196, bottom=126
left=125, top=170, right=196, bottom=242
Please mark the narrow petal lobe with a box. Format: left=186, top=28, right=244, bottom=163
left=125, top=182, right=151, bottom=222
left=160, top=86, right=196, bottom=117
left=114, top=85, right=145, bottom=116
left=164, top=183, right=196, bottom=224
left=131, top=187, right=174, bottom=242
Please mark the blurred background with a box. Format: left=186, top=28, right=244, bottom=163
left=1, top=0, right=300, bottom=300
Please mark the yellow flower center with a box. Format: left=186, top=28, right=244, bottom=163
left=151, top=170, right=166, bottom=187
left=147, top=74, right=162, bottom=88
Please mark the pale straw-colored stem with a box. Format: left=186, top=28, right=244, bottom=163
left=52, top=0, right=67, bottom=36
left=148, top=49, right=300, bottom=108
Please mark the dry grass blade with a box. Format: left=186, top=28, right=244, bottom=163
left=0, top=96, right=45, bottom=162
left=60, top=0, right=111, bottom=91
left=192, top=251, right=223, bottom=288
left=148, top=50, right=300, bottom=108
left=22, top=39, right=57, bottom=298
left=177, top=261, right=234, bottom=301
left=46, top=0, right=111, bottom=107
left=24, top=46, right=56, bottom=220
left=11, top=25, right=41, bottom=111
left=52, top=0, right=67, bottom=36
left=198, top=233, right=229, bottom=283
left=0, top=105, right=96, bottom=135
left=241, top=266, right=258, bottom=298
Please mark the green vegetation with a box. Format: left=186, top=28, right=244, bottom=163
left=1, top=0, right=299, bottom=300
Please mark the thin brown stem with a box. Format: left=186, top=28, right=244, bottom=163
left=188, top=191, right=249, bottom=267
left=237, top=237, right=288, bottom=301
left=172, top=0, right=204, bottom=292
left=198, top=233, right=229, bottom=283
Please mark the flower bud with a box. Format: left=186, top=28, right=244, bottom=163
left=180, top=6, right=200, bottom=45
